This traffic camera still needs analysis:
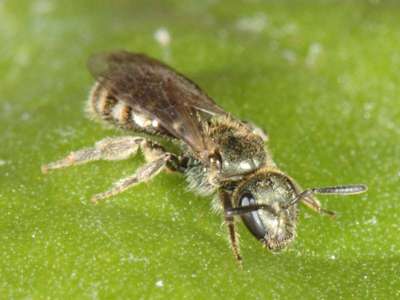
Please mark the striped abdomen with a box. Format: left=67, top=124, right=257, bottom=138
left=86, top=81, right=170, bottom=137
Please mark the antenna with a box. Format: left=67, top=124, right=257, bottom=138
left=285, top=184, right=368, bottom=208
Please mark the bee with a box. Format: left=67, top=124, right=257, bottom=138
left=42, top=51, right=367, bottom=263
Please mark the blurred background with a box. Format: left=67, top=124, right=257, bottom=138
left=1, top=0, right=399, bottom=299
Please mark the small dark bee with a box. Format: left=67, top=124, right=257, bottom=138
left=42, top=51, right=367, bottom=263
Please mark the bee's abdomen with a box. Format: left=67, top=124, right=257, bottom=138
left=88, top=81, right=119, bottom=121
left=86, top=81, right=171, bottom=136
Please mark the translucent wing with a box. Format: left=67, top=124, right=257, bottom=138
left=87, top=51, right=226, bottom=157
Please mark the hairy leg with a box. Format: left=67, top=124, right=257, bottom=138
left=220, top=190, right=242, bottom=265
left=301, top=196, right=336, bottom=218
left=41, top=136, right=182, bottom=202
left=41, top=136, right=143, bottom=173
left=91, top=153, right=174, bottom=203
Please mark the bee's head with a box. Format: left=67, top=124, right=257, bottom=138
left=231, top=170, right=367, bottom=251
left=232, top=171, right=299, bottom=251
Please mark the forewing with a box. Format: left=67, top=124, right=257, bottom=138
left=87, top=51, right=226, bottom=155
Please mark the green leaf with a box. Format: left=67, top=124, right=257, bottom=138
left=1, top=1, right=399, bottom=299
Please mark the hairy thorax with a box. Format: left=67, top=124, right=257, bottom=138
left=184, top=117, right=268, bottom=196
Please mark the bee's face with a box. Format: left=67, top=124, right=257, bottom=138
left=233, top=170, right=299, bottom=251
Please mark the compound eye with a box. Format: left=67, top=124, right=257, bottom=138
left=239, top=193, right=267, bottom=240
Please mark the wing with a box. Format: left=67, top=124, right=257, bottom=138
left=87, top=51, right=226, bottom=158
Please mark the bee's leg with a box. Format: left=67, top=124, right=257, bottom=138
left=220, top=190, right=242, bottom=265
left=41, top=136, right=143, bottom=173
left=301, top=196, right=336, bottom=218
left=91, top=152, right=175, bottom=203
left=140, top=140, right=185, bottom=173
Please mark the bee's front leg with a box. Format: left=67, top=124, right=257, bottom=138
left=219, top=189, right=242, bottom=266
left=301, top=196, right=336, bottom=218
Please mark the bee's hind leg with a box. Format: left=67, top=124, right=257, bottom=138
left=42, top=135, right=181, bottom=203
left=41, top=136, right=144, bottom=173
left=91, top=151, right=177, bottom=203
left=88, top=138, right=180, bottom=203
